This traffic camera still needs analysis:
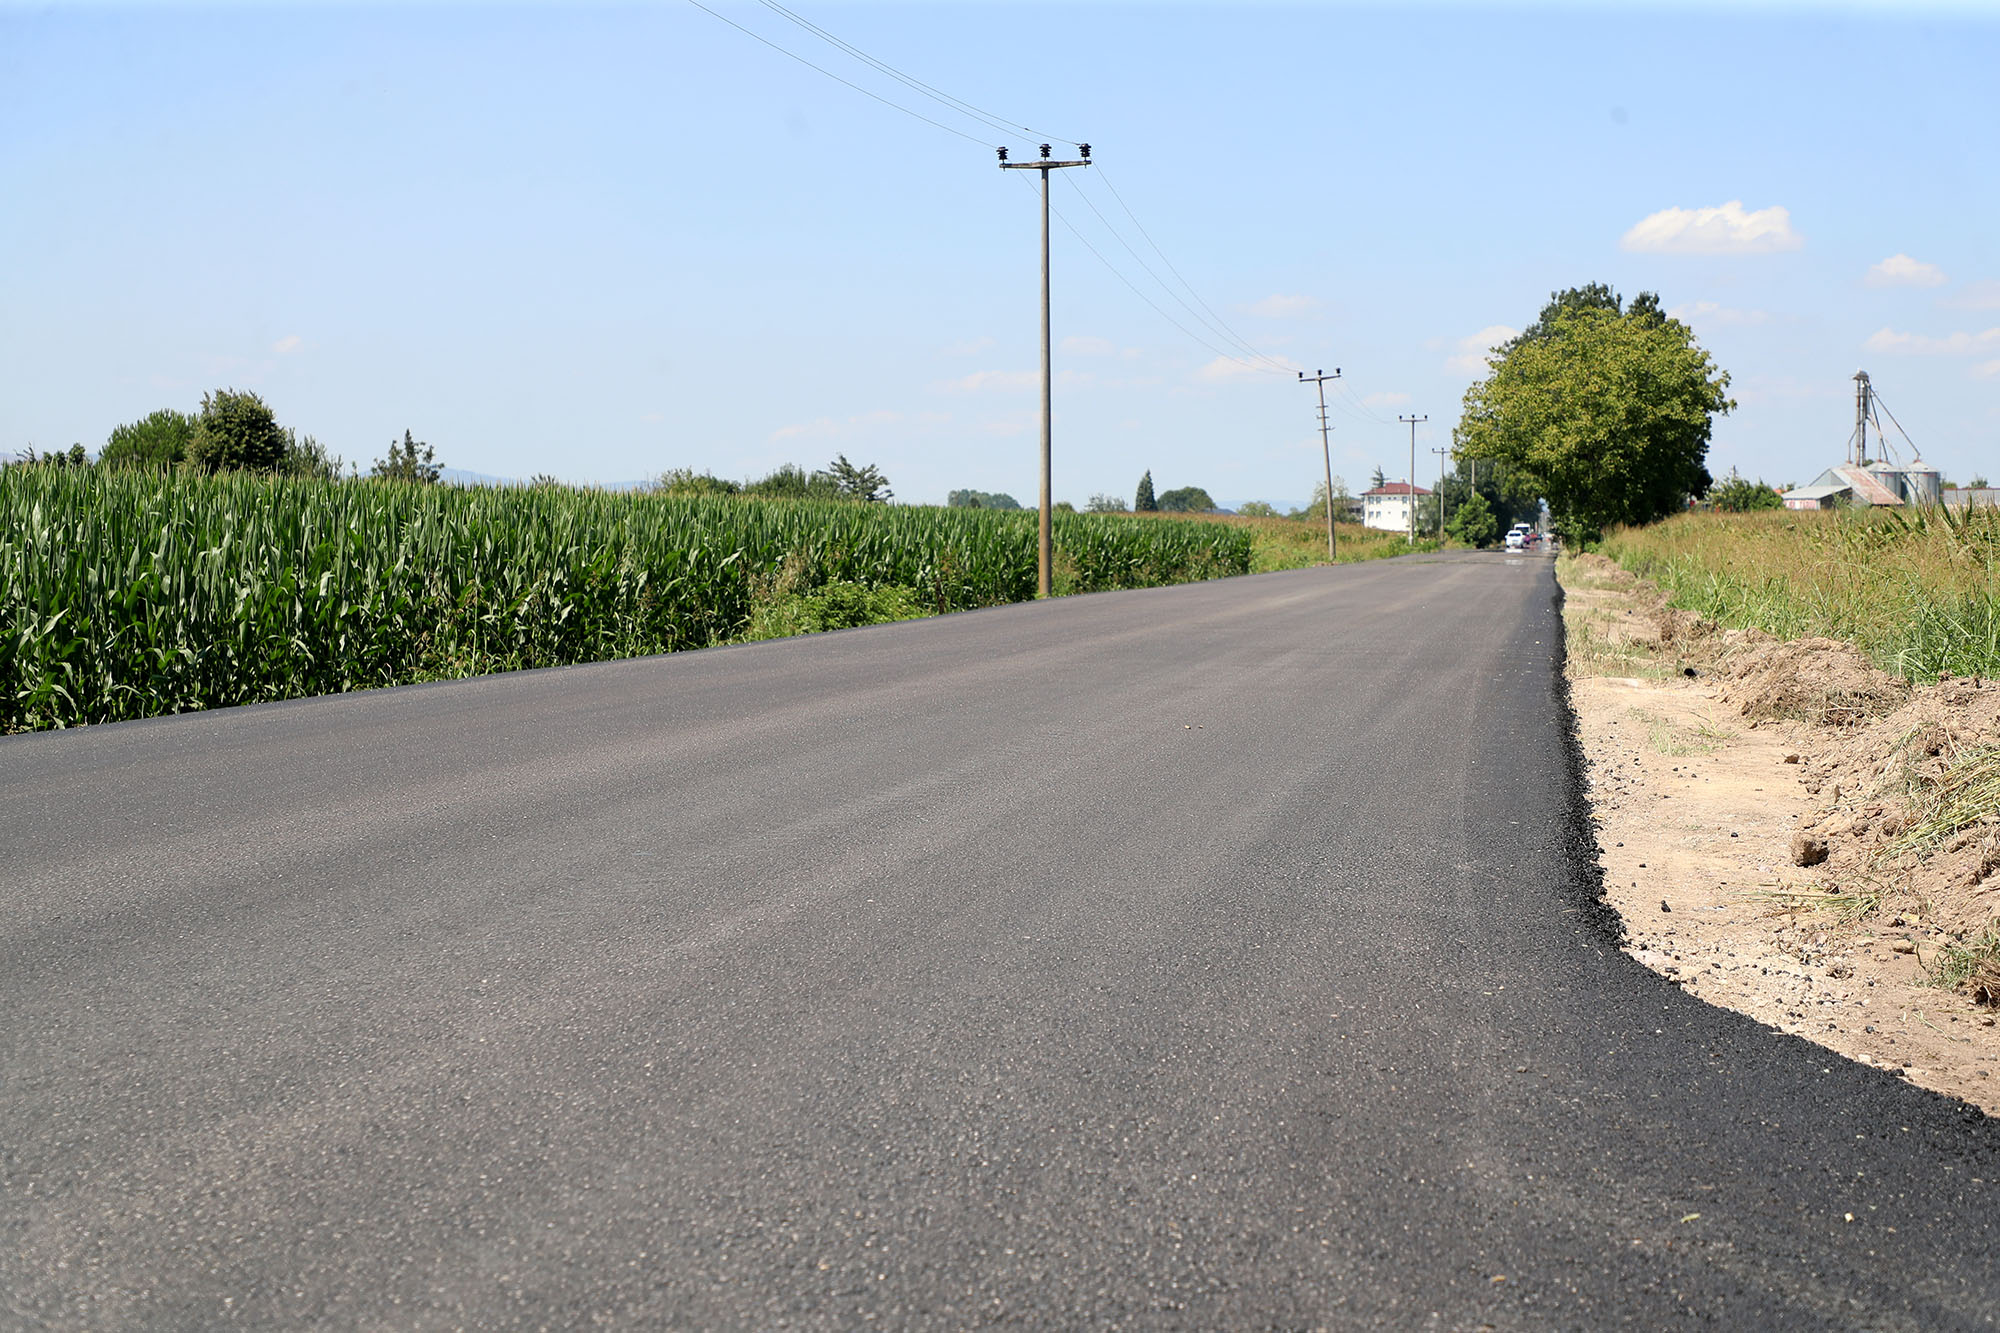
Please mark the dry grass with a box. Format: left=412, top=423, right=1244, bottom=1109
left=1598, top=505, right=2000, bottom=683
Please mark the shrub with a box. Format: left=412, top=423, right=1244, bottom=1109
left=102, top=409, right=195, bottom=470
left=187, top=389, right=288, bottom=473
left=372, top=430, right=440, bottom=484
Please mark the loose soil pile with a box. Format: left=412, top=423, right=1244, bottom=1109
left=1561, top=552, right=2000, bottom=1114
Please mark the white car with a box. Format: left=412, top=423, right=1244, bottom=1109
left=1504, top=525, right=1528, bottom=551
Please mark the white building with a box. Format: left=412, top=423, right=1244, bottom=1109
left=1362, top=481, right=1431, bottom=533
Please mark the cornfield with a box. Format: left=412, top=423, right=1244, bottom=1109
left=1, top=468, right=1251, bottom=732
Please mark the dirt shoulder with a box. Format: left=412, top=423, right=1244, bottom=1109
left=1559, top=552, right=2000, bottom=1115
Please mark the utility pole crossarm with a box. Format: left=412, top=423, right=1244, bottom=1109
left=997, top=142, right=1092, bottom=599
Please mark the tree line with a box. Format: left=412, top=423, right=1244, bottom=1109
left=13, top=388, right=440, bottom=484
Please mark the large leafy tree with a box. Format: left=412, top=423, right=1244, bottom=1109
left=948, top=488, right=1020, bottom=510
left=187, top=388, right=289, bottom=473
left=1707, top=474, right=1783, bottom=512
left=1156, top=485, right=1215, bottom=512
left=102, top=409, right=196, bottom=470
left=1445, top=490, right=1499, bottom=548
left=1455, top=287, right=1732, bottom=543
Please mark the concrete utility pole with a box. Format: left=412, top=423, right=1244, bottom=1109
left=999, top=142, right=1091, bottom=598
left=1399, top=414, right=1428, bottom=545
left=1298, top=368, right=1342, bottom=560
left=1852, top=370, right=1873, bottom=466
left=1431, top=445, right=1450, bottom=541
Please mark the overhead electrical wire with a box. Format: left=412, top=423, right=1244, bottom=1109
left=749, top=0, right=1082, bottom=148
left=680, top=0, right=991, bottom=147
left=1005, top=175, right=1275, bottom=380
left=1059, top=174, right=1293, bottom=377
left=686, top=0, right=1330, bottom=396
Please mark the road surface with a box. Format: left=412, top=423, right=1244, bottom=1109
left=4, top=553, right=1997, bottom=1328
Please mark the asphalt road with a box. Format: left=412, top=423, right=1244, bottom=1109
left=4, top=553, right=1998, bottom=1330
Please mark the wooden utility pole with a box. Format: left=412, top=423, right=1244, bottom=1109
left=999, top=143, right=1091, bottom=598
left=1298, top=369, right=1342, bottom=560
left=1399, top=414, right=1427, bottom=544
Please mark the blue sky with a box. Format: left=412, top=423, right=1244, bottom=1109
left=4, top=1, right=1996, bottom=507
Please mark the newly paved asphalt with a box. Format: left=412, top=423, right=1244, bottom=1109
left=4, top=553, right=1998, bottom=1330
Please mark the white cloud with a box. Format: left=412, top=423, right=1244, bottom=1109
left=1866, top=253, right=1946, bottom=288
left=1241, top=294, right=1319, bottom=319
left=1666, top=300, right=1770, bottom=327
left=1945, top=280, right=2000, bottom=311
left=1445, top=325, right=1518, bottom=376
left=1197, top=354, right=1298, bottom=383
left=1973, top=359, right=2000, bottom=380
left=1620, top=200, right=1802, bottom=255
left=273, top=334, right=303, bottom=354
left=1060, top=335, right=1119, bottom=356
left=1864, top=326, right=2000, bottom=356
left=1362, top=391, right=1411, bottom=410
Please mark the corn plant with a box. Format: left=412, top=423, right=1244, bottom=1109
left=1, top=468, right=1251, bottom=732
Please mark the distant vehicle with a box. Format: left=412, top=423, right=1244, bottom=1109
left=1504, top=528, right=1526, bottom=551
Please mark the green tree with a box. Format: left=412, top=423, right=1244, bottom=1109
left=1292, top=476, right=1351, bottom=523
left=1236, top=500, right=1278, bottom=518
left=1446, top=490, right=1499, bottom=548
left=826, top=454, right=892, bottom=502
left=1085, top=492, right=1124, bottom=513
left=1707, top=475, right=1783, bottom=512
left=1432, top=460, right=1539, bottom=531
left=1156, top=485, right=1216, bottom=512
left=13, top=444, right=90, bottom=469
left=280, top=430, right=342, bottom=481
left=1455, top=286, right=1732, bottom=543
left=656, top=467, right=742, bottom=496
left=1134, top=470, right=1158, bottom=512
left=948, top=489, right=1021, bottom=510
left=102, top=408, right=195, bottom=470
left=187, top=388, right=288, bottom=473
left=743, top=463, right=842, bottom=501
left=372, top=430, right=441, bottom=484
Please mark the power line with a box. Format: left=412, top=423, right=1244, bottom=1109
left=692, top=0, right=1313, bottom=391
left=1079, top=169, right=1295, bottom=375
left=681, top=0, right=992, bottom=147
left=749, top=0, right=1080, bottom=148
left=1016, top=174, right=1279, bottom=379
left=1059, top=175, right=1292, bottom=376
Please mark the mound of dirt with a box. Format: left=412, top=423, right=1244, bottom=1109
left=1721, top=636, right=1910, bottom=727
left=1795, top=675, right=2000, bottom=939
left=1560, top=554, right=2000, bottom=1111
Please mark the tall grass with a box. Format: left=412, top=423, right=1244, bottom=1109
left=1598, top=505, right=2000, bottom=682
left=1, top=468, right=1250, bottom=731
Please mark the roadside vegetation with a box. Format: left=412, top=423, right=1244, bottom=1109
left=1599, top=505, right=2000, bottom=684
left=0, top=466, right=1249, bottom=732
